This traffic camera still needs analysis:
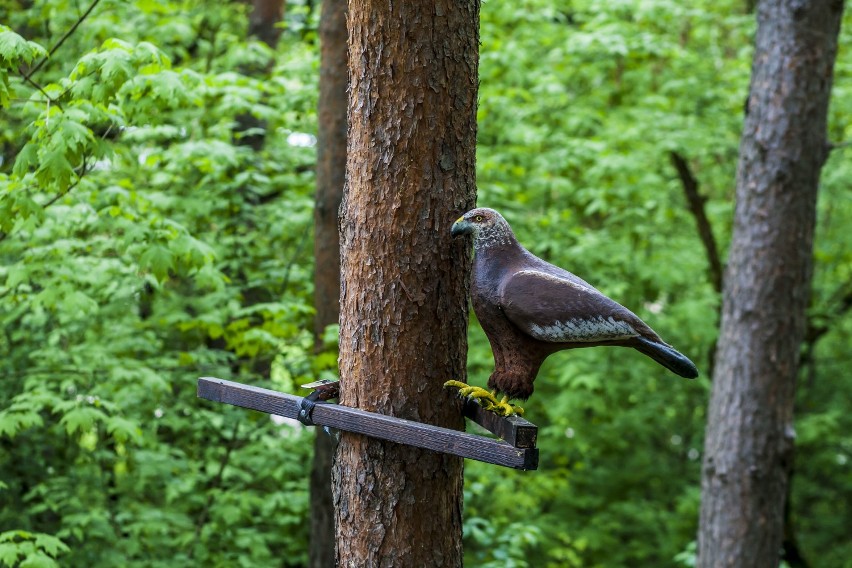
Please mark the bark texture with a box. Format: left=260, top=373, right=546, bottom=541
left=309, top=0, right=347, bottom=566
left=332, top=1, right=479, bottom=566
left=698, top=1, right=844, bottom=566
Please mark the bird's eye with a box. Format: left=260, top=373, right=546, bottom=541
left=474, top=215, right=484, bottom=222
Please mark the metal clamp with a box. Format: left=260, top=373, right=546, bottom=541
left=297, top=390, right=322, bottom=426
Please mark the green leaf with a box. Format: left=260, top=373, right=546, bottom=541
left=0, top=542, right=22, bottom=566
left=32, top=535, right=69, bottom=558
left=0, top=27, right=47, bottom=67
left=59, top=407, right=106, bottom=436
left=19, top=552, right=58, bottom=568
left=106, top=416, right=142, bottom=444
left=139, top=244, right=174, bottom=281
left=12, top=143, right=38, bottom=178
left=0, top=411, right=44, bottom=438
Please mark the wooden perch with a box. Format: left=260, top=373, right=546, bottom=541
left=198, top=377, right=538, bottom=470
left=287, top=378, right=537, bottom=448
left=461, top=398, right=538, bottom=449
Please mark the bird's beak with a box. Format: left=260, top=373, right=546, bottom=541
left=451, top=216, right=472, bottom=238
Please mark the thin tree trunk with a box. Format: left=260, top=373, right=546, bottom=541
left=309, top=0, right=347, bottom=566
left=332, top=1, right=479, bottom=566
left=235, top=0, right=285, bottom=151
left=248, top=0, right=285, bottom=48
left=698, top=1, right=844, bottom=566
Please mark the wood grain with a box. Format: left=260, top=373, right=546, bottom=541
left=198, top=377, right=538, bottom=470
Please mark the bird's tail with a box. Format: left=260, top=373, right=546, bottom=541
left=633, top=336, right=699, bottom=379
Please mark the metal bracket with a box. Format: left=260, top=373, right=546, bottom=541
left=297, top=390, right=322, bottom=426
left=298, top=379, right=340, bottom=433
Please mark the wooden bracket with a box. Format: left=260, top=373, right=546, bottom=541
left=461, top=398, right=538, bottom=448
left=197, top=377, right=538, bottom=470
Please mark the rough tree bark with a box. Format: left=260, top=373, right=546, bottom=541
left=332, top=1, right=479, bottom=566
left=698, top=1, right=844, bottom=567
left=309, top=0, right=347, bottom=566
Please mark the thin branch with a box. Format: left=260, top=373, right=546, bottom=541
left=21, top=0, right=103, bottom=81
left=0, top=159, right=90, bottom=244
left=669, top=151, right=724, bottom=294
left=827, top=140, right=851, bottom=152
left=20, top=76, right=62, bottom=110
left=42, top=157, right=90, bottom=209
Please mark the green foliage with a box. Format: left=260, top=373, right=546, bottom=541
left=1, top=0, right=850, bottom=566
left=0, top=531, right=70, bottom=568
left=1, top=0, right=319, bottom=566
left=465, top=1, right=852, bottom=566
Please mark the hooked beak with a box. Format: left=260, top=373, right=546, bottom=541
left=451, top=216, right=472, bottom=238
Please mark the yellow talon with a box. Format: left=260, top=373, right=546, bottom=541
left=443, top=381, right=522, bottom=417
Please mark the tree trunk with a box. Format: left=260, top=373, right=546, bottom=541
left=332, top=1, right=479, bottom=566
left=248, top=0, right=285, bottom=48
left=309, top=0, right=347, bottom=566
left=698, top=1, right=844, bottom=567
left=235, top=0, right=285, bottom=151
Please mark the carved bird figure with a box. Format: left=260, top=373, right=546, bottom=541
left=445, top=207, right=698, bottom=416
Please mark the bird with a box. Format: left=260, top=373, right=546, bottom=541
left=445, top=207, right=698, bottom=416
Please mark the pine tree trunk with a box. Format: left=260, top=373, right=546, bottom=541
left=698, top=1, right=844, bottom=566
left=309, top=0, right=347, bottom=566
left=332, top=1, right=479, bottom=566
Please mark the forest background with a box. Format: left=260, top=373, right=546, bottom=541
left=0, top=0, right=850, bottom=566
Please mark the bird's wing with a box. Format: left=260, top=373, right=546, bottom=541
left=498, top=269, right=658, bottom=343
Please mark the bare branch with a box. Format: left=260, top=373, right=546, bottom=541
left=21, top=0, right=103, bottom=81
left=669, top=151, right=724, bottom=294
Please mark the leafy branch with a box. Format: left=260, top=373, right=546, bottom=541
left=0, top=157, right=90, bottom=244
left=20, top=0, right=103, bottom=82
left=14, top=0, right=102, bottom=109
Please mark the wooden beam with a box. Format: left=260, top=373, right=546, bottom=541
left=297, top=378, right=538, bottom=449
left=198, top=377, right=538, bottom=470
left=462, top=399, right=538, bottom=449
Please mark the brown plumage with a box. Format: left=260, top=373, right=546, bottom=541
left=452, top=207, right=698, bottom=401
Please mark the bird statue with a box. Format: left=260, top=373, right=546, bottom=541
left=445, top=207, right=698, bottom=416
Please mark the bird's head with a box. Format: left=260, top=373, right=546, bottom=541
left=451, top=207, right=514, bottom=250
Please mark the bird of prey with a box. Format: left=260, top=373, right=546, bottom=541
left=445, top=207, right=698, bottom=416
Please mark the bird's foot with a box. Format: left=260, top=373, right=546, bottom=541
left=443, top=381, right=524, bottom=417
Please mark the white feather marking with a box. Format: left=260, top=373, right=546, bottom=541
left=472, top=225, right=511, bottom=250
left=513, top=269, right=591, bottom=292
left=530, top=316, right=637, bottom=342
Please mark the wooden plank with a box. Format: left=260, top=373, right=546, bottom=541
left=308, top=378, right=538, bottom=448
left=462, top=399, right=538, bottom=449
left=198, top=377, right=538, bottom=471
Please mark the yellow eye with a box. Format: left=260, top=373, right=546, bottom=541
left=474, top=215, right=484, bottom=222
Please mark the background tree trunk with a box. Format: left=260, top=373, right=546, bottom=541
left=248, top=0, right=285, bottom=48
left=235, top=0, right=285, bottom=151
left=698, top=1, right=844, bottom=566
left=332, top=1, right=479, bottom=566
left=309, top=0, right=347, bottom=566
